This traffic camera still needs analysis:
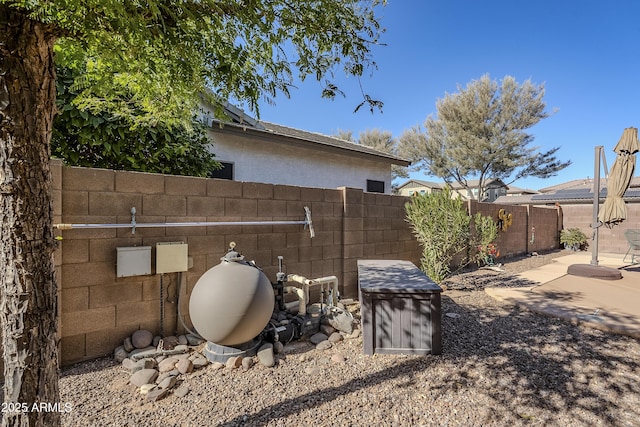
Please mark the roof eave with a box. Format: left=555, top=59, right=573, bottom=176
left=210, top=122, right=411, bottom=166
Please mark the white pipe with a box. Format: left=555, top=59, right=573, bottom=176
left=287, top=274, right=313, bottom=302
left=312, top=276, right=340, bottom=306
left=55, top=206, right=314, bottom=238
left=286, top=274, right=340, bottom=306
left=55, top=220, right=308, bottom=230
left=283, top=286, right=306, bottom=315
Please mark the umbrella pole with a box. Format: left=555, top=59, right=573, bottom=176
left=590, top=146, right=603, bottom=266
left=567, top=143, right=622, bottom=280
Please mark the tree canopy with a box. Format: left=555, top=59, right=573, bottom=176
left=398, top=74, right=571, bottom=200
left=53, top=67, right=219, bottom=176
left=335, top=128, right=409, bottom=182
left=45, top=0, right=385, bottom=124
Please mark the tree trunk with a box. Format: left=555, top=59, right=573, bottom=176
left=0, top=7, right=60, bottom=427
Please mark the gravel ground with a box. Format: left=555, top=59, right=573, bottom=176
left=59, top=250, right=640, bottom=426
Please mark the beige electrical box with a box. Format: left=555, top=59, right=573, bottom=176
left=156, top=242, right=189, bottom=274
left=116, top=246, right=152, bottom=277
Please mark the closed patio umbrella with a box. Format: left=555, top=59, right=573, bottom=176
left=598, top=127, right=640, bottom=228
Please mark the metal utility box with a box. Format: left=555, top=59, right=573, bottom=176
left=156, top=242, right=189, bottom=274
left=358, top=260, right=442, bottom=356
left=116, top=246, right=152, bottom=277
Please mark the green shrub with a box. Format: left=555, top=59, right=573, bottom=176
left=405, top=188, right=500, bottom=283
left=560, top=228, right=588, bottom=251
left=405, top=188, right=472, bottom=283
left=473, top=212, right=499, bottom=265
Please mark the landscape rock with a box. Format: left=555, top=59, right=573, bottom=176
left=320, top=324, right=336, bottom=336
left=139, top=384, right=156, bottom=395
left=226, top=356, right=243, bottom=369
left=174, top=353, right=191, bottom=360
left=241, top=357, right=254, bottom=370
left=192, top=357, right=209, bottom=369
left=325, top=306, right=353, bottom=334
left=174, top=344, right=189, bottom=353
left=331, top=353, right=346, bottom=363
left=273, top=341, right=284, bottom=354
left=174, top=385, right=190, bottom=398
left=145, top=388, right=168, bottom=402
left=128, top=346, right=155, bottom=359
left=114, top=346, right=128, bottom=363
left=257, top=343, right=275, bottom=367
left=131, top=330, right=154, bottom=349
left=328, top=332, right=343, bottom=343
left=186, top=334, right=205, bottom=346
left=178, top=335, right=188, bottom=346
left=176, top=358, right=193, bottom=374
left=158, top=357, right=179, bottom=373
left=129, top=369, right=158, bottom=387
left=121, top=358, right=135, bottom=371
left=310, top=333, right=328, bottom=345
left=158, top=375, right=178, bottom=390
left=155, top=372, right=171, bottom=384
left=162, top=336, right=179, bottom=350
left=152, top=336, right=161, bottom=347
left=123, top=337, right=134, bottom=353
left=131, top=358, right=156, bottom=374
left=210, top=362, right=225, bottom=370
left=345, top=328, right=361, bottom=339
left=316, top=341, right=333, bottom=351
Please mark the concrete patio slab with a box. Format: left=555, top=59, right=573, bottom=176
left=486, top=252, right=640, bottom=339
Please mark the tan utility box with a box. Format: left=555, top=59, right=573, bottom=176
left=156, top=242, right=189, bottom=274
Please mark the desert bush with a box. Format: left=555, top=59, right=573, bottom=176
left=405, top=188, right=499, bottom=283
left=405, top=188, right=471, bottom=283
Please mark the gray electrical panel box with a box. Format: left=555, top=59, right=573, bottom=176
left=156, top=242, right=189, bottom=274
left=116, top=246, right=152, bottom=277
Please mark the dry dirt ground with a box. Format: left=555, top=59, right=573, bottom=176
left=58, top=250, right=640, bottom=426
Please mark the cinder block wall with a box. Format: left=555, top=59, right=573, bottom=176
left=469, top=200, right=562, bottom=258
left=53, top=162, right=421, bottom=365
left=561, top=204, right=640, bottom=253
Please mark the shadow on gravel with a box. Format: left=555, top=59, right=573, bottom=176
left=438, top=295, right=640, bottom=425
left=220, top=293, right=640, bottom=427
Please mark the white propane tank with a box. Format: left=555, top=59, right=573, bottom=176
left=189, top=243, right=274, bottom=346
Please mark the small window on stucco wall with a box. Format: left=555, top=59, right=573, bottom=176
left=367, top=179, right=385, bottom=193
left=210, top=162, right=234, bottom=180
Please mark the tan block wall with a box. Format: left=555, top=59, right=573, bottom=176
left=469, top=200, right=562, bottom=260
left=561, top=203, right=640, bottom=254
left=55, top=165, right=421, bottom=365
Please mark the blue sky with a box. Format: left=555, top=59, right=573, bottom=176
left=251, top=0, right=640, bottom=191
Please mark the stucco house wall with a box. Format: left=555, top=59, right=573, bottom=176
left=209, top=130, right=393, bottom=192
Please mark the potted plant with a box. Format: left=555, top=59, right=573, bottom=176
left=560, top=228, right=588, bottom=251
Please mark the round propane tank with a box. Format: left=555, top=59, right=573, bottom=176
left=189, top=243, right=274, bottom=346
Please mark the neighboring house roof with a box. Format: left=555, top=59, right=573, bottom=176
left=495, top=176, right=640, bottom=205
left=396, top=179, right=445, bottom=190
left=448, top=178, right=508, bottom=190
left=538, top=176, right=640, bottom=193
left=494, top=194, right=536, bottom=205
left=507, top=185, right=539, bottom=195
left=259, top=121, right=410, bottom=166
left=207, top=103, right=410, bottom=167
left=397, top=178, right=509, bottom=191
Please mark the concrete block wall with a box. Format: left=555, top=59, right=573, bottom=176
left=468, top=200, right=562, bottom=259
left=53, top=162, right=420, bottom=365
left=561, top=204, right=640, bottom=254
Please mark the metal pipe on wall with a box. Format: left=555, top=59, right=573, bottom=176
left=54, top=206, right=315, bottom=238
